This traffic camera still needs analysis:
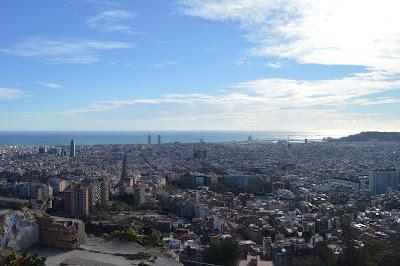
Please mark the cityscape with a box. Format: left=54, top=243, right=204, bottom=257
left=2, top=0, right=400, bottom=266
left=1, top=133, right=400, bottom=265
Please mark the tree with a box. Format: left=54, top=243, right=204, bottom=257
left=337, top=238, right=400, bottom=266
left=202, top=238, right=240, bottom=266
left=313, top=242, right=337, bottom=266
left=359, top=239, right=399, bottom=266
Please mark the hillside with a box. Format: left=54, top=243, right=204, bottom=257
left=337, top=131, right=400, bottom=142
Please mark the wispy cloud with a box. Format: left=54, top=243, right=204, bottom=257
left=65, top=71, right=400, bottom=118
left=64, top=93, right=216, bottom=114
left=1, top=37, right=131, bottom=64
left=87, top=9, right=138, bottom=34
left=64, top=89, right=394, bottom=130
left=66, top=72, right=400, bottom=129
left=37, top=82, right=63, bottom=89
left=233, top=71, right=400, bottom=101
left=81, top=0, right=120, bottom=7
left=235, top=57, right=250, bottom=66
left=202, top=47, right=217, bottom=52
left=151, top=60, right=179, bottom=69
left=266, top=61, right=282, bottom=68
left=0, top=88, right=25, bottom=99
left=352, top=97, right=400, bottom=106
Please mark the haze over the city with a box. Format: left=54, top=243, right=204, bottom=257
left=1, top=0, right=400, bottom=131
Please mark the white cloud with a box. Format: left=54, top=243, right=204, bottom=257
left=37, top=82, right=62, bottom=89
left=62, top=68, right=400, bottom=131
left=151, top=60, right=179, bottom=68
left=178, top=0, right=400, bottom=73
left=1, top=37, right=131, bottom=64
left=352, top=97, right=400, bottom=106
left=87, top=9, right=138, bottom=33
left=0, top=88, right=25, bottom=99
left=266, top=62, right=282, bottom=68
left=233, top=71, right=400, bottom=106
left=66, top=71, right=400, bottom=115
left=173, top=0, right=400, bottom=130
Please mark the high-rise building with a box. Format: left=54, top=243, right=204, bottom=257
left=120, top=153, right=127, bottom=180
left=193, top=142, right=207, bottom=159
left=147, top=134, right=152, bottom=145
left=133, top=187, right=144, bottom=206
left=369, top=169, right=400, bottom=195
left=48, top=178, right=68, bottom=194
left=64, top=178, right=110, bottom=217
left=12, top=183, right=38, bottom=199
left=70, top=139, right=76, bottom=157
left=38, top=146, right=47, bottom=154
left=37, top=185, right=53, bottom=201
left=64, top=186, right=89, bottom=217
left=157, top=135, right=161, bottom=145
left=85, top=178, right=110, bottom=212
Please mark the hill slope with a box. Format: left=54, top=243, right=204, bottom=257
left=338, top=131, right=400, bottom=142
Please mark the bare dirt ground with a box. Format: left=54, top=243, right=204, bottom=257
left=26, top=235, right=181, bottom=266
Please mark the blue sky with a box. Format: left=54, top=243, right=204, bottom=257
left=1, top=0, right=400, bottom=131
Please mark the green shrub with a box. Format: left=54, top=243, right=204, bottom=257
left=2, top=252, right=46, bottom=266
left=106, top=227, right=165, bottom=247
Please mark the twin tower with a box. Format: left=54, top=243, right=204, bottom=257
left=147, top=134, right=161, bottom=145
left=69, top=135, right=160, bottom=155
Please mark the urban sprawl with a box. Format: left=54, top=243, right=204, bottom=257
left=1, top=136, right=400, bottom=265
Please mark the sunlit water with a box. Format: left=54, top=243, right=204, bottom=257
left=0, top=130, right=356, bottom=146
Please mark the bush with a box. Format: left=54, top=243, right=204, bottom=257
left=2, top=252, right=46, bottom=266
left=106, top=227, right=165, bottom=247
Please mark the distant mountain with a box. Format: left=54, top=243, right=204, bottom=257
left=336, top=131, right=400, bottom=142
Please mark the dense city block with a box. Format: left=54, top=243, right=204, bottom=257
left=1, top=139, right=400, bottom=265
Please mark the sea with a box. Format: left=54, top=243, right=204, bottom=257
left=0, top=131, right=354, bottom=146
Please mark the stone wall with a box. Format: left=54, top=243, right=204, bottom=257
left=37, top=215, right=85, bottom=249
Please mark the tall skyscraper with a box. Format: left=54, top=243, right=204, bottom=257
left=158, top=135, right=161, bottom=145
left=369, top=169, right=400, bottom=195
left=147, top=134, right=152, bottom=145
left=70, top=139, right=76, bottom=157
